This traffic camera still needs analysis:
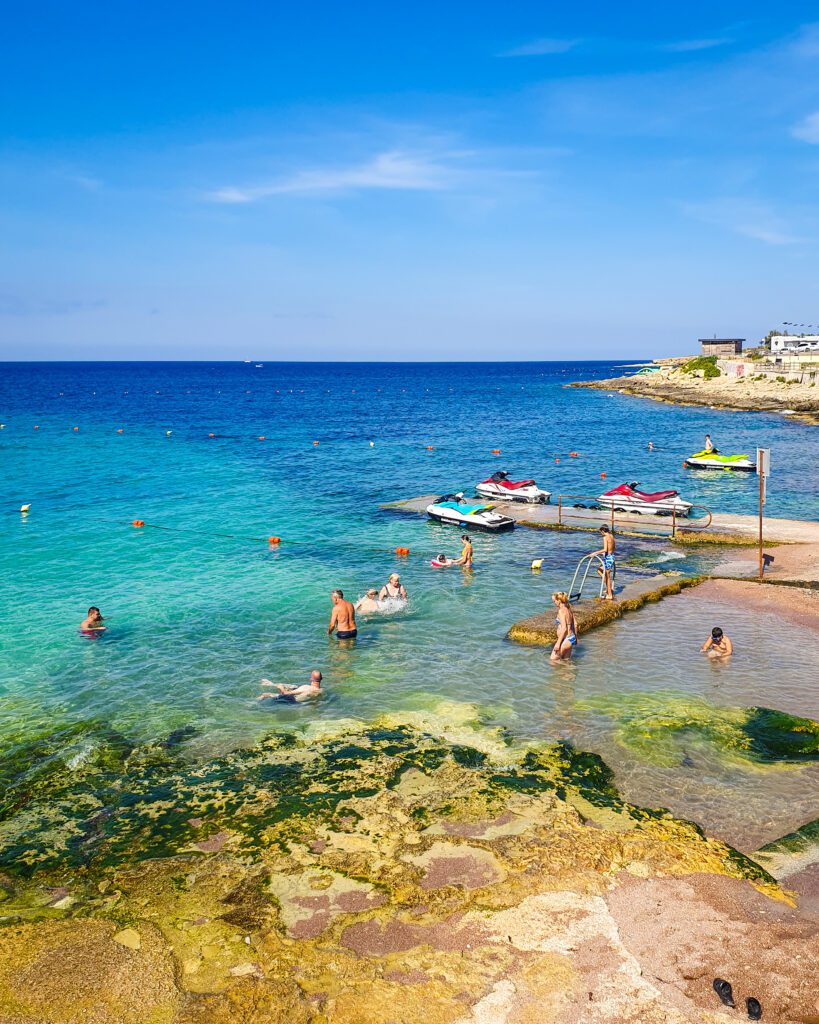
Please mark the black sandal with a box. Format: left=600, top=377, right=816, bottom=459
left=747, top=997, right=762, bottom=1020
left=713, top=978, right=735, bottom=1008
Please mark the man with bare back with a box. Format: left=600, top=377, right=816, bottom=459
left=328, top=589, right=357, bottom=640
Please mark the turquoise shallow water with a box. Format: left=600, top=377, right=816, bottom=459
left=1, top=361, right=818, bottom=850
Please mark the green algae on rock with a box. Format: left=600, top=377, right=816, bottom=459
left=754, top=816, right=819, bottom=880
left=0, top=705, right=798, bottom=1024
left=577, top=691, right=819, bottom=768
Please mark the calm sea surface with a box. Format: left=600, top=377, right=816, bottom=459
left=2, top=361, right=818, bottom=849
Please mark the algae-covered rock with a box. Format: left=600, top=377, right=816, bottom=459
left=753, top=816, right=819, bottom=879
left=577, top=691, right=819, bottom=768
left=0, top=712, right=795, bottom=1023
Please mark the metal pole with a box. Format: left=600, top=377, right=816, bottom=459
left=758, top=469, right=764, bottom=579
left=610, top=502, right=614, bottom=532
left=558, top=496, right=562, bottom=527
left=671, top=504, right=676, bottom=539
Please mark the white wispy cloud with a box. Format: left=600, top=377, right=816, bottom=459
left=205, top=149, right=460, bottom=203
left=662, top=38, right=731, bottom=53
left=498, top=37, right=578, bottom=58
left=792, top=111, right=819, bottom=143
left=682, top=198, right=799, bottom=245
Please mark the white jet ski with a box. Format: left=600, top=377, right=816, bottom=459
left=596, top=482, right=693, bottom=517
left=475, top=471, right=550, bottom=504
left=426, top=494, right=515, bottom=532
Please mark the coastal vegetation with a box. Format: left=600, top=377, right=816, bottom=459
left=680, top=355, right=721, bottom=379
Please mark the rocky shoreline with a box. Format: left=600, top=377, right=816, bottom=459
left=569, top=365, right=819, bottom=424
left=1, top=704, right=818, bottom=1022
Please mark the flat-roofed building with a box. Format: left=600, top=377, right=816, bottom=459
left=769, top=334, right=819, bottom=353
left=699, top=338, right=744, bottom=356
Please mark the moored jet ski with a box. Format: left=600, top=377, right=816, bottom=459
left=475, top=471, right=551, bottom=504
left=596, top=482, right=693, bottom=517
left=426, top=494, right=515, bottom=532
left=684, top=449, right=755, bottom=472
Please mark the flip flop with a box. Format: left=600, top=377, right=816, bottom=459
left=747, top=997, right=762, bottom=1020
left=713, top=978, right=735, bottom=1008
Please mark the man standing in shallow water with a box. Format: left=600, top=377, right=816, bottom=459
left=328, top=589, right=357, bottom=640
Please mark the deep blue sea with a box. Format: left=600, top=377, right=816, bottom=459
left=2, top=361, right=818, bottom=847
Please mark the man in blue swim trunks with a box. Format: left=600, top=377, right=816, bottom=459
left=328, top=589, right=357, bottom=640
left=593, top=526, right=616, bottom=601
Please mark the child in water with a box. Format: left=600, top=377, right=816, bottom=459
left=702, top=627, right=733, bottom=658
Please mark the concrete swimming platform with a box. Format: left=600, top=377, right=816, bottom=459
left=385, top=493, right=819, bottom=546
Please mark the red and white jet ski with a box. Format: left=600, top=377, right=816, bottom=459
left=475, top=471, right=550, bottom=504
left=596, top=482, right=692, bottom=517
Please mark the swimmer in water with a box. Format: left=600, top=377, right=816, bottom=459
left=702, top=626, right=733, bottom=658
left=379, top=573, right=407, bottom=602
left=647, top=440, right=654, bottom=451
left=550, top=592, right=578, bottom=661
left=259, top=670, right=323, bottom=701
left=80, top=606, right=106, bottom=633
left=434, top=552, right=452, bottom=566
left=328, top=589, right=357, bottom=640
left=355, top=589, right=381, bottom=613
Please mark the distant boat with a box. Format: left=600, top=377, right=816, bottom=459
left=255, top=364, right=264, bottom=368
left=243, top=360, right=251, bottom=363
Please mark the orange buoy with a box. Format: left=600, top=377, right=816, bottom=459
left=491, top=448, right=501, bottom=455
left=208, top=433, right=214, bottom=437
left=34, top=425, right=39, bottom=430
left=258, top=436, right=265, bottom=441
left=569, top=451, right=579, bottom=457
left=117, top=428, right=124, bottom=434
left=132, top=519, right=145, bottom=527
left=600, top=472, right=607, bottom=479
left=426, top=445, right=434, bottom=451
left=312, top=440, right=319, bottom=446
left=555, top=458, right=560, bottom=463
left=73, top=426, right=79, bottom=431
left=268, top=536, right=281, bottom=544
left=395, top=546, right=410, bottom=556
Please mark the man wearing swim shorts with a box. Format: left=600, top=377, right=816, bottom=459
left=329, top=589, right=357, bottom=639
left=593, top=526, right=616, bottom=601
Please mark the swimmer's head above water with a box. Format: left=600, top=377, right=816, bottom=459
left=711, top=626, right=724, bottom=640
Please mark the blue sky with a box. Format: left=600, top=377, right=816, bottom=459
left=2, top=1, right=819, bottom=359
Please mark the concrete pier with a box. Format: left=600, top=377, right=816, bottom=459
left=384, top=494, right=819, bottom=545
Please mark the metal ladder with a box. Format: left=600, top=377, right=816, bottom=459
left=568, top=552, right=609, bottom=603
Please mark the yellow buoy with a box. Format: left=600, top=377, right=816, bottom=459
left=531, top=559, right=543, bottom=571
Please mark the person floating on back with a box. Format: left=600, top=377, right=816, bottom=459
left=80, top=606, right=106, bottom=634
left=702, top=626, right=733, bottom=658
left=258, top=670, right=323, bottom=701
left=593, top=526, right=616, bottom=601
left=329, top=589, right=357, bottom=640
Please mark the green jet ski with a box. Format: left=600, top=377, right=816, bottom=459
left=683, top=449, right=756, bottom=472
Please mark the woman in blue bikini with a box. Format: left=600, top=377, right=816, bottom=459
left=550, top=592, right=578, bottom=661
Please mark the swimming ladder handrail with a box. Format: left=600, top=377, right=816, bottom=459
left=568, top=552, right=608, bottom=603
